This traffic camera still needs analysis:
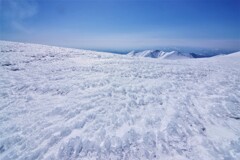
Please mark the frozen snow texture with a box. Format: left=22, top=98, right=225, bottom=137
left=0, top=41, right=240, bottom=160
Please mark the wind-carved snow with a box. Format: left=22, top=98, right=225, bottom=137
left=128, top=50, right=193, bottom=59
left=0, top=41, right=240, bottom=160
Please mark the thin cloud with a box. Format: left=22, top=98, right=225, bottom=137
left=0, top=0, right=38, bottom=33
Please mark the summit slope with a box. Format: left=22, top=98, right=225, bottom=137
left=0, top=41, right=240, bottom=160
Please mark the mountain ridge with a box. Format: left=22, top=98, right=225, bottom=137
left=128, top=50, right=193, bottom=59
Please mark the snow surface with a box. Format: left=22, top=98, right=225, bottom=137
left=0, top=41, right=240, bottom=160
left=128, top=50, right=192, bottom=59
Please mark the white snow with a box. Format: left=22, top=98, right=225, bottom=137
left=0, top=40, right=240, bottom=160
left=128, top=50, right=192, bottom=59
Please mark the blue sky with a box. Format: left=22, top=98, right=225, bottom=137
left=0, top=0, right=240, bottom=50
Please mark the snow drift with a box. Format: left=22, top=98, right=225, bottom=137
left=0, top=41, right=240, bottom=160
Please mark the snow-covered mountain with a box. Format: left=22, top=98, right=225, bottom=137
left=128, top=50, right=193, bottom=59
left=1, top=41, right=240, bottom=160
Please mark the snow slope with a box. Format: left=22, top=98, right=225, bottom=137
left=128, top=50, right=192, bottom=59
left=0, top=41, right=240, bottom=160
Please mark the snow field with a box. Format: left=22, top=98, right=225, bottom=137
left=0, top=41, right=240, bottom=160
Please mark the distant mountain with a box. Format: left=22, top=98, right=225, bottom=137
left=128, top=50, right=193, bottom=59
left=189, top=53, right=224, bottom=58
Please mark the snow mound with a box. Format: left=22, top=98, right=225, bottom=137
left=128, top=50, right=192, bottom=59
left=225, top=51, right=240, bottom=58
left=0, top=40, right=240, bottom=160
